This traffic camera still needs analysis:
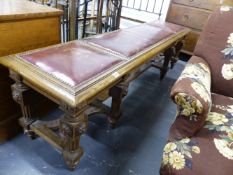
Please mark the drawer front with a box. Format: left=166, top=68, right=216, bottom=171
left=223, top=0, right=233, bottom=6
left=172, top=0, right=220, bottom=10
left=166, top=4, right=211, bottom=30
left=183, top=30, right=200, bottom=53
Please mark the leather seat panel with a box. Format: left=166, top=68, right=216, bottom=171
left=21, top=41, right=124, bottom=87
left=86, top=24, right=174, bottom=57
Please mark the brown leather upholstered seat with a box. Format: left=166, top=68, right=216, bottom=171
left=19, top=21, right=186, bottom=88
left=86, top=22, right=183, bottom=57
left=21, top=42, right=124, bottom=87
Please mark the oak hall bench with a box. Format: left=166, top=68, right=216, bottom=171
left=0, top=21, right=189, bottom=169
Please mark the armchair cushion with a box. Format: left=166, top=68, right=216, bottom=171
left=160, top=93, right=233, bottom=175
left=169, top=56, right=212, bottom=139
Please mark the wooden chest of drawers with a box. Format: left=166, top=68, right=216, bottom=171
left=166, top=0, right=233, bottom=55
left=0, top=0, right=62, bottom=142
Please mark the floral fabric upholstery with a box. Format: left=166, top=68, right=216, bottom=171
left=194, top=6, right=233, bottom=97
left=160, top=5, right=233, bottom=175
left=169, top=56, right=211, bottom=139
left=160, top=93, right=233, bottom=175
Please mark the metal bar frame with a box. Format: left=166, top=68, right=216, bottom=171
left=122, top=0, right=165, bottom=19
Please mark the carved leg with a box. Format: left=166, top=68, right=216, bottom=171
left=108, top=82, right=128, bottom=128
left=160, top=47, right=174, bottom=80
left=10, top=70, right=36, bottom=139
left=170, top=40, right=184, bottom=69
left=60, top=106, right=88, bottom=170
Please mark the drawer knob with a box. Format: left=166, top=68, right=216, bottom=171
left=184, top=15, right=189, bottom=21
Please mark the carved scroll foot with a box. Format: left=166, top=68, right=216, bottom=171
left=59, top=106, right=88, bottom=170
left=108, top=82, right=128, bottom=128
left=62, top=148, right=84, bottom=170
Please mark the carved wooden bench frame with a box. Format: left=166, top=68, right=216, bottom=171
left=0, top=28, right=189, bottom=170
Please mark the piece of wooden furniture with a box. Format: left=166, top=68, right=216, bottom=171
left=166, top=0, right=233, bottom=55
left=0, top=0, right=62, bottom=143
left=0, top=21, right=189, bottom=169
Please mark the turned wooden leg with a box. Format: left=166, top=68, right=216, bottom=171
left=59, top=105, right=88, bottom=170
left=108, top=82, right=128, bottom=128
left=10, top=70, right=36, bottom=139
left=160, top=47, right=174, bottom=80
left=170, top=40, right=184, bottom=69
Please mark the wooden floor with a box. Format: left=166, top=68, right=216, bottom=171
left=0, top=61, right=185, bottom=175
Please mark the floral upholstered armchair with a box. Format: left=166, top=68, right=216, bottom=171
left=160, top=6, right=233, bottom=175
